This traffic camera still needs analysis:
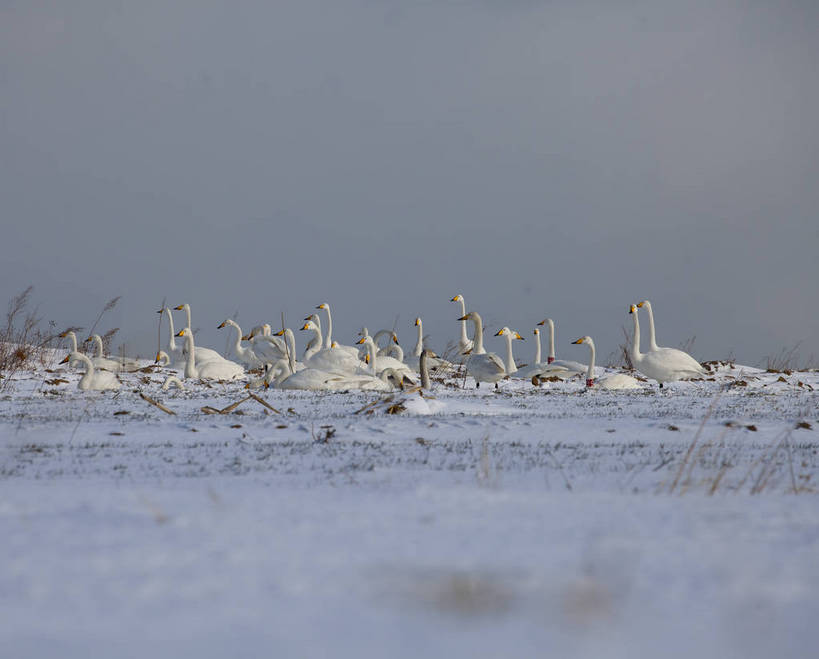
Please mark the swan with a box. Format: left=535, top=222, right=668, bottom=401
left=570, top=336, right=641, bottom=390
left=636, top=300, right=705, bottom=371
left=154, top=351, right=171, bottom=367
left=175, top=329, right=245, bottom=381
left=161, top=375, right=186, bottom=391
left=159, top=307, right=218, bottom=365
left=217, top=319, right=263, bottom=368
left=457, top=312, right=506, bottom=388
left=243, top=326, right=287, bottom=364
left=300, top=320, right=362, bottom=374
left=172, top=304, right=224, bottom=363
left=315, top=303, right=360, bottom=357
left=87, top=334, right=141, bottom=372
left=356, top=335, right=416, bottom=380
left=272, top=327, right=305, bottom=373
left=493, top=327, right=525, bottom=375
left=514, top=328, right=572, bottom=380
left=400, top=350, right=447, bottom=414
left=628, top=304, right=705, bottom=387
left=451, top=294, right=475, bottom=354
left=60, top=352, right=121, bottom=391
left=59, top=330, right=84, bottom=369
left=536, top=318, right=588, bottom=376
left=406, top=317, right=452, bottom=373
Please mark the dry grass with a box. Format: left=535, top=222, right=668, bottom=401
left=0, top=287, right=58, bottom=389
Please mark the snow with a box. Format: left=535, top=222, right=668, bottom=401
left=1, top=360, right=818, bottom=658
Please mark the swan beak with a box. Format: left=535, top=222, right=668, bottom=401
left=451, top=295, right=460, bottom=302
left=415, top=318, right=420, bottom=326
left=571, top=338, right=584, bottom=345
left=154, top=352, right=161, bottom=363
left=300, top=323, right=310, bottom=331
left=316, top=304, right=326, bottom=310
left=462, top=349, right=473, bottom=355
left=241, top=335, right=250, bottom=341
left=515, top=332, right=524, bottom=340
left=175, top=330, right=185, bottom=337
left=537, top=319, right=546, bottom=326
left=356, top=337, right=366, bottom=345
left=173, top=305, right=184, bottom=310
left=392, top=335, right=399, bottom=344
left=60, top=355, right=70, bottom=364
left=637, top=301, right=645, bottom=308
left=274, top=329, right=284, bottom=336
left=156, top=309, right=164, bottom=314
left=629, top=305, right=636, bottom=314
left=244, top=382, right=250, bottom=389
left=494, top=329, right=505, bottom=336
left=59, top=331, right=67, bottom=338
left=217, top=321, right=226, bottom=329
left=364, top=354, right=370, bottom=364
left=457, top=315, right=468, bottom=321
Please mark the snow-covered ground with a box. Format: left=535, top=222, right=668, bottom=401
left=1, top=360, right=818, bottom=658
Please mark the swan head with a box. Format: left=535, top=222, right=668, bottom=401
left=451, top=295, right=463, bottom=303
left=60, top=354, right=70, bottom=364
left=392, top=333, right=399, bottom=345
left=637, top=300, right=652, bottom=310
left=175, top=329, right=189, bottom=338
left=495, top=327, right=524, bottom=340
left=331, top=341, right=339, bottom=349
left=572, top=336, right=594, bottom=348
left=316, top=303, right=329, bottom=310
left=301, top=320, right=318, bottom=332
left=414, top=318, right=421, bottom=326
left=358, top=327, right=368, bottom=337
left=356, top=336, right=367, bottom=345
left=629, top=304, right=637, bottom=314
left=273, top=329, right=285, bottom=337
left=536, top=318, right=554, bottom=330
left=533, top=328, right=540, bottom=336
left=217, top=320, right=228, bottom=329
left=58, top=330, right=72, bottom=338
left=173, top=304, right=186, bottom=311
left=304, top=313, right=319, bottom=323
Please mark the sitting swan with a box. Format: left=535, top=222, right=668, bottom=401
left=570, top=336, right=641, bottom=390
left=356, top=335, right=415, bottom=380
left=628, top=304, right=706, bottom=388
left=315, top=303, right=360, bottom=357
left=514, top=328, right=573, bottom=380
left=87, top=334, right=141, bottom=372
left=458, top=311, right=506, bottom=388
left=60, top=352, right=121, bottom=391
left=536, top=318, right=588, bottom=376
left=635, top=300, right=706, bottom=380
left=217, top=319, right=263, bottom=368
left=161, top=375, right=186, bottom=391
left=175, top=329, right=245, bottom=381
left=172, top=304, right=224, bottom=363
left=301, top=320, right=362, bottom=374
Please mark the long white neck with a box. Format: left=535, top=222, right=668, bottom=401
left=74, top=352, right=94, bottom=389
left=413, top=320, right=423, bottom=357
left=322, top=306, right=333, bottom=349
left=503, top=333, right=517, bottom=374
left=303, top=325, right=322, bottom=361
left=227, top=321, right=248, bottom=359
left=183, top=332, right=197, bottom=379
left=183, top=305, right=192, bottom=329
left=92, top=335, right=104, bottom=358
left=164, top=309, right=178, bottom=353
left=457, top=298, right=468, bottom=344
left=533, top=330, right=541, bottom=364
left=546, top=319, right=555, bottom=363
left=65, top=331, right=78, bottom=353
left=630, top=310, right=644, bottom=366
left=390, top=342, right=404, bottom=362
left=585, top=339, right=596, bottom=385
left=470, top=313, right=485, bottom=354
left=644, top=301, right=659, bottom=351
left=419, top=351, right=431, bottom=389
left=364, top=338, right=378, bottom=377
left=285, top=328, right=297, bottom=373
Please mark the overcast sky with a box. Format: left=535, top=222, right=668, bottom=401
left=2, top=0, right=817, bottom=365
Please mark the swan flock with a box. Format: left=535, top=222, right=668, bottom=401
left=58, top=296, right=706, bottom=393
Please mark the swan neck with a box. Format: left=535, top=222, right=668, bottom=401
left=304, top=326, right=321, bottom=361
left=67, top=331, right=77, bottom=353
left=229, top=322, right=244, bottom=357
left=414, top=321, right=423, bottom=357
left=645, top=302, right=659, bottom=351
left=286, top=329, right=296, bottom=373
left=184, top=332, right=196, bottom=379
left=93, top=335, right=104, bottom=358
left=420, top=351, right=431, bottom=389
left=504, top=334, right=517, bottom=374
left=471, top=313, right=484, bottom=354
left=366, top=339, right=377, bottom=377
left=184, top=305, right=192, bottom=329
left=630, top=310, right=642, bottom=365
left=548, top=320, right=555, bottom=362
left=586, top=340, right=595, bottom=385
left=165, top=310, right=177, bottom=352
left=458, top=299, right=468, bottom=343
left=534, top=331, right=541, bottom=364
left=323, top=307, right=332, bottom=350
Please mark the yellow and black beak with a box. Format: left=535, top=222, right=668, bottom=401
left=571, top=338, right=584, bottom=345
left=457, top=315, right=468, bottom=321
left=392, top=335, right=399, bottom=344
left=217, top=321, right=226, bottom=329
left=494, top=329, right=505, bottom=336
left=637, top=301, right=645, bottom=308
left=174, top=305, right=184, bottom=311
left=364, top=353, right=370, bottom=364
left=274, top=329, right=284, bottom=336
left=415, top=318, right=420, bottom=326
left=175, top=330, right=185, bottom=337
left=629, top=305, right=636, bottom=314
left=316, top=304, right=326, bottom=310
left=536, top=319, right=546, bottom=326
left=515, top=332, right=524, bottom=340
left=450, top=295, right=459, bottom=302
left=356, top=336, right=366, bottom=345
left=300, top=323, right=310, bottom=331
left=60, top=355, right=70, bottom=364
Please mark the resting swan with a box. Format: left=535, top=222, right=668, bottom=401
left=87, top=334, right=141, bottom=372
left=406, top=317, right=452, bottom=373
left=301, top=320, right=361, bottom=374
left=60, top=352, right=121, bottom=391
left=571, top=336, right=641, bottom=390
left=315, top=303, right=360, bottom=357
left=451, top=294, right=476, bottom=354
left=536, top=318, right=588, bottom=376
left=458, top=311, right=506, bottom=388
left=636, top=300, right=705, bottom=372
left=514, top=328, right=573, bottom=380
left=172, top=304, right=223, bottom=363
left=356, top=335, right=415, bottom=380
left=175, top=329, right=245, bottom=381
left=628, top=304, right=705, bottom=387
left=218, top=319, right=263, bottom=368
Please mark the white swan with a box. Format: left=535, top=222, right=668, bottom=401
left=636, top=300, right=705, bottom=372
left=458, top=312, right=506, bottom=388
left=406, top=317, right=452, bottom=373
left=451, top=294, right=475, bottom=354
left=570, top=336, right=641, bottom=390
left=160, top=306, right=218, bottom=365
left=628, top=304, right=705, bottom=387
left=172, top=304, right=223, bottom=363
left=60, top=352, right=121, bottom=391
left=315, top=303, right=360, bottom=357
left=493, top=327, right=525, bottom=375
left=87, top=334, right=141, bottom=372
left=175, top=329, right=245, bottom=381
left=161, top=375, right=186, bottom=391
left=218, top=319, right=263, bottom=368
left=536, top=318, right=588, bottom=376
left=514, top=328, right=572, bottom=380
left=356, top=335, right=416, bottom=380
left=300, top=320, right=362, bottom=374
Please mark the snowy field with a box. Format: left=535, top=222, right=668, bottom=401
left=1, top=360, right=818, bottom=658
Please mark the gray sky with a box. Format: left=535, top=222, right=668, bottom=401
left=2, top=0, right=818, bottom=365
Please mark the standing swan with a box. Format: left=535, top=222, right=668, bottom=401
left=450, top=294, right=475, bottom=354
left=628, top=305, right=705, bottom=388
left=493, top=327, right=525, bottom=375
left=457, top=312, right=506, bottom=388
left=570, top=337, right=640, bottom=390
left=60, top=352, right=121, bottom=391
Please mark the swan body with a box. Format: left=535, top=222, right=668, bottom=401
left=316, top=303, right=360, bottom=357
left=356, top=336, right=415, bottom=380
left=571, top=336, right=641, bottom=390
left=218, top=319, right=263, bottom=368
left=173, top=304, right=224, bottom=363
left=88, top=334, right=141, bottom=372
left=628, top=305, right=705, bottom=386
left=451, top=295, right=476, bottom=354
left=514, top=328, right=572, bottom=380
left=176, top=329, right=245, bottom=381
left=636, top=300, right=705, bottom=373
left=60, top=352, right=121, bottom=391
left=406, top=317, right=452, bottom=373
left=536, top=318, right=588, bottom=376
left=458, top=312, right=506, bottom=387
left=301, top=320, right=362, bottom=374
